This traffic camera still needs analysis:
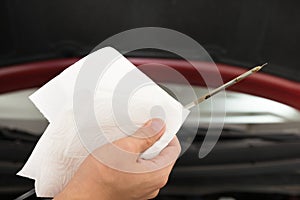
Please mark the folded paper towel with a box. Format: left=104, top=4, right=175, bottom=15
left=17, top=47, right=190, bottom=197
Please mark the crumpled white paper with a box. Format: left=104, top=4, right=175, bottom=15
left=17, top=47, right=190, bottom=197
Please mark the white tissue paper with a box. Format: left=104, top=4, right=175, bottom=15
left=17, top=47, right=190, bottom=197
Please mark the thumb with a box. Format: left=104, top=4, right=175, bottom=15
left=113, top=118, right=165, bottom=154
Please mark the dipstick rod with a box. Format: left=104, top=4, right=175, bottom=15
left=184, top=63, right=268, bottom=110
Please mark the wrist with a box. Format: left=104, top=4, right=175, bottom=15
left=54, top=175, right=110, bottom=200
left=54, top=157, right=111, bottom=200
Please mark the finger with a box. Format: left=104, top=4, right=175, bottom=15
left=138, top=136, right=181, bottom=171
left=153, top=136, right=181, bottom=162
left=113, top=118, right=165, bottom=154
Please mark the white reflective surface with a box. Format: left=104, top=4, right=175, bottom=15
left=0, top=84, right=300, bottom=135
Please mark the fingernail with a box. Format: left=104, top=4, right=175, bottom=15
left=150, top=118, right=165, bottom=133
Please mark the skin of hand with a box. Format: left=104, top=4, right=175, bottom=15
left=54, top=118, right=181, bottom=200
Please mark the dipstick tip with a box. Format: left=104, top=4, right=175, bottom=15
left=261, top=62, right=268, bottom=68
left=252, top=62, right=268, bottom=72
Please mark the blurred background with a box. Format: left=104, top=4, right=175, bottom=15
left=0, top=0, right=300, bottom=199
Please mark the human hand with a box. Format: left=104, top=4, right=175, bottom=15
left=54, top=118, right=181, bottom=200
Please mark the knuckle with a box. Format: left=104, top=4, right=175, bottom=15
left=177, top=142, right=182, bottom=152
left=144, top=136, right=154, bottom=147
left=138, top=127, right=155, bottom=139
left=116, top=140, right=137, bottom=152
left=158, top=177, right=169, bottom=188
left=147, top=190, right=160, bottom=199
